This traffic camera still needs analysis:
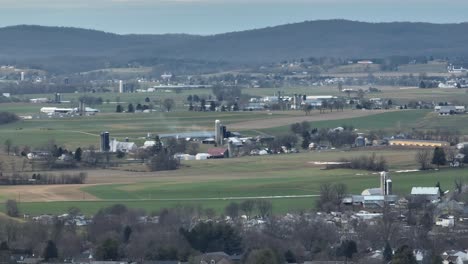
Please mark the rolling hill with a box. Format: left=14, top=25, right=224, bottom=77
left=1, top=20, right=468, bottom=73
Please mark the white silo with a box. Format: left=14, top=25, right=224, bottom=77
left=119, top=80, right=124, bottom=93
left=380, top=171, right=387, bottom=195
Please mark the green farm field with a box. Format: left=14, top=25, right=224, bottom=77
left=1, top=149, right=468, bottom=216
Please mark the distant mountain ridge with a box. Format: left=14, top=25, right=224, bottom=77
left=1, top=20, right=468, bottom=73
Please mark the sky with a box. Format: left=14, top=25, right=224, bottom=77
left=0, top=0, right=467, bottom=35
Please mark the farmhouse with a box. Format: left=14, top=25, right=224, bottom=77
left=110, top=139, right=137, bottom=153
left=388, top=139, right=449, bottom=148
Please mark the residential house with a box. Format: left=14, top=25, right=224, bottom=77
left=442, top=254, right=464, bottom=264
left=436, top=215, right=455, bottom=228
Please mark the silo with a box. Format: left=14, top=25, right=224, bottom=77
left=215, top=120, right=221, bottom=145
left=386, top=179, right=393, bottom=195
left=380, top=171, right=387, bottom=195
left=119, top=80, right=124, bottom=93
left=100, top=132, right=110, bottom=152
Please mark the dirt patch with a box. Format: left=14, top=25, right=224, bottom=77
left=0, top=185, right=99, bottom=202
left=230, top=109, right=397, bottom=130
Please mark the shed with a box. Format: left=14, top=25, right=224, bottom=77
left=207, top=148, right=229, bottom=159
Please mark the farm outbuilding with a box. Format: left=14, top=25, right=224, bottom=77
left=207, top=148, right=229, bottom=159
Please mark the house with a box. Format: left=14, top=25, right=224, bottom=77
left=388, top=139, right=449, bottom=148
left=442, top=254, right=463, bottom=264
left=436, top=215, right=455, bottom=228
left=442, top=250, right=468, bottom=263
left=207, top=148, right=229, bottom=159
left=411, top=187, right=441, bottom=202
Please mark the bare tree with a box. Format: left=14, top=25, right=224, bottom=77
left=333, top=183, right=348, bottom=210
left=240, top=200, right=255, bottom=219
left=445, top=147, right=457, bottom=164
left=454, top=177, right=464, bottom=194
left=225, top=202, right=240, bottom=220
left=256, top=200, right=273, bottom=218
left=415, top=149, right=431, bottom=170
left=163, top=98, right=175, bottom=112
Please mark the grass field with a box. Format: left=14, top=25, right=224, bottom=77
left=1, top=149, right=467, bottom=216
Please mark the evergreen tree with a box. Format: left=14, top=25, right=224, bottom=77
left=43, top=240, right=58, bottom=261
left=284, top=250, right=297, bottom=263
left=436, top=181, right=444, bottom=196
left=392, top=245, right=417, bottom=264
left=127, top=103, right=135, bottom=113
left=383, top=241, right=393, bottom=263
left=419, top=80, right=426, bottom=88
left=123, top=225, right=132, bottom=244
left=209, top=101, right=216, bottom=111
left=200, top=99, right=206, bottom=111
left=74, top=147, right=82, bottom=161
left=301, top=134, right=311, bottom=150
left=336, top=240, right=357, bottom=263
left=432, top=147, right=446, bottom=169
left=116, top=104, right=123, bottom=113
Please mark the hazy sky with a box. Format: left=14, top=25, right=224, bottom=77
left=0, top=0, right=467, bottom=35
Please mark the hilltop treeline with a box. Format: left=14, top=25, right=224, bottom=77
left=3, top=20, right=468, bottom=73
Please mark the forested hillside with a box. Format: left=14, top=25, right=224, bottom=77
left=1, top=20, right=468, bottom=73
